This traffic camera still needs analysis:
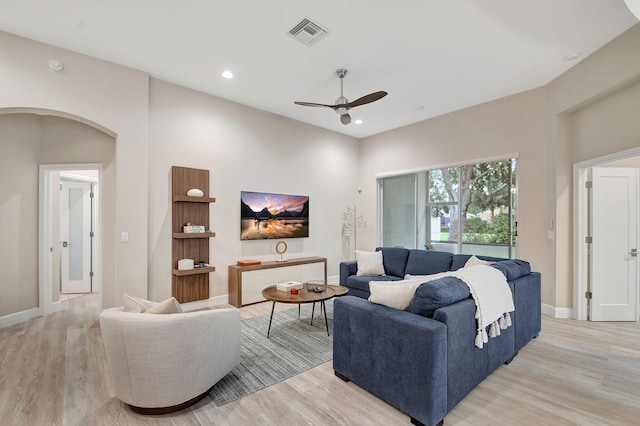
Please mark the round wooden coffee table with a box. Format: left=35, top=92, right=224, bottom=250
left=262, top=285, right=348, bottom=337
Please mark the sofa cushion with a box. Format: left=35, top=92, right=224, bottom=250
left=376, top=247, right=410, bottom=277
left=464, top=255, right=495, bottom=268
left=123, top=293, right=184, bottom=314
left=450, top=254, right=504, bottom=271
left=355, top=250, right=386, bottom=276
left=407, top=277, right=471, bottom=317
left=144, top=297, right=183, bottom=314
left=347, top=275, right=402, bottom=294
left=405, top=250, right=453, bottom=276
left=369, top=279, right=425, bottom=310
left=491, top=259, right=531, bottom=281
left=123, top=293, right=156, bottom=313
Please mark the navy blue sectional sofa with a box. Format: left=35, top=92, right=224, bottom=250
left=334, top=247, right=541, bottom=426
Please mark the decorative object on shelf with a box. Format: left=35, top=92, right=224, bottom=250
left=187, top=188, right=204, bottom=197
left=240, top=191, right=309, bottom=240
left=236, top=259, right=261, bottom=266
left=178, top=258, right=195, bottom=271
left=198, top=260, right=206, bottom=268
left=183, top=223, right=206, bottom=233
left=306, top=279, right=327, bottom=293
left=275, top=240, right=288, bottom=262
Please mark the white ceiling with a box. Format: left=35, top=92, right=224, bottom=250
left=0, top=1, right=637, bottom=138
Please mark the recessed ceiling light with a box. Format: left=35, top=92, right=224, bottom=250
left=355, top=119, right=363, bottom=125
left=416, top=106, right=425, bottom=111
left=222, top=70, right=234, bottom=79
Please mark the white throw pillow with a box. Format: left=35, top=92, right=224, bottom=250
left=464, top=255, right=494, bottom=268
left=404, top=272, right=450, bottom=281
left=368, top=279, right=424, bottom=310
left=123, top=293, right=156, bottom=313
left=355, top=250, right=386, bottom=276
left=123, top=293, right=184, bottom=314
left=144, top=297, right=183, bottom=314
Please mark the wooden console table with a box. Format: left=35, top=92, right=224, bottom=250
left=228, top=256, right=327, bottom=307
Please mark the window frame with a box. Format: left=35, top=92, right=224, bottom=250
left=377, top=154, right=518, bottom=258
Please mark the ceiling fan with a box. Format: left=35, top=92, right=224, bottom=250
left=294, top=69, right=388, bottom=125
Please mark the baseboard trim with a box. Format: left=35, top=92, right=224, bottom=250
left=542, top=303, right=573, bottom=319
left=0, top=307, right=41, bottom=329
left=181, top=295, right=229, bottom=312
left=328, top=275, right=339, bottom=285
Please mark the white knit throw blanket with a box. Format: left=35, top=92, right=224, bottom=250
left=451, top=265, right=515, bottom=349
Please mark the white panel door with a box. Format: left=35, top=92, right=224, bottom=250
left=590, top=167, right=638, bottom=321
left=60, top=181, right=92, bottom=294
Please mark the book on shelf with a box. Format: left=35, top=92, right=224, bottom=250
left=237, top=259, right=261, bottom=266
left=276, top=281, right=303, bottom=292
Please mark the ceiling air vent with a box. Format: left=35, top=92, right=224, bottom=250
left=287, top=17, right=329, bottom=46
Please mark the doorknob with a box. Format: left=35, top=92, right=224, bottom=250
left=630, top=248, right=637, bottom=257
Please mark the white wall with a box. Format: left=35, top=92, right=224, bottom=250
left=358, top=24, right=640, bottom=312
left=147, top=80, right=360, bottom=300
left=0, top=114, right=115, bottom=317
left=359, top=88, right=551, bottom=302
left=0, top=30, right=148, bottom=310
left=1, top=23, right=638, bottom=317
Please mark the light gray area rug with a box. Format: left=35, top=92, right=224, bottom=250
left=209, top=301, right=333, bottom=406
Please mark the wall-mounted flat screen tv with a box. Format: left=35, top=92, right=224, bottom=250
left=241, top=191, right=309, bottom=240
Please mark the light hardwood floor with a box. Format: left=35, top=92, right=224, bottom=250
left=1, top=295, right=639, bottom=425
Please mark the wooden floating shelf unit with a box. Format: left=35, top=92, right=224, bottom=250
left=171, top=166, right=216, bottom=303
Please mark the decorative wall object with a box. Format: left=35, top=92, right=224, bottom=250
left=342, top=206, right=366, bottom=260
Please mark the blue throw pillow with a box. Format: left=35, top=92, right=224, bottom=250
left=404, top=250, right=453, bottom=276
left=491, top=259, right=531, bottom=281
left=408, top=276, right=471, bottom=317
left=450, top=254, right=505, bottom=271
left=376, top=247, right=410, bottom=277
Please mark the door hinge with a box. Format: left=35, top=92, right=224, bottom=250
left=585, top=180, right=592, bottom=189
left=90, top=231, right=94, bottom=238
left=585, top=291, right=592, bottom=299
left=90, top=192, right=94, bottom=198
left=90, top=271, right=94, bottom=278
left=585, top=236, right=592, bottom=244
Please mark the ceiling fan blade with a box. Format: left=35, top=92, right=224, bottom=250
left=294, top=101, right=339, bottom=109
left=340, top=113, right=351, bottom=125
left=346, top=91, right=388, bottom=108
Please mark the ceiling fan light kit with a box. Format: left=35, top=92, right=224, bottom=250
left=294, top=68, right=387, bottom=125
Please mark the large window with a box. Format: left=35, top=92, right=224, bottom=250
left=379, top=158, right=517, bottom=258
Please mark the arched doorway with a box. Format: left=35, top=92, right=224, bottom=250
left=0, top=109, right=115, bottom=325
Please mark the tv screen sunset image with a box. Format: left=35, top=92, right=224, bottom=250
left=240, top=191, right=309, bottom=240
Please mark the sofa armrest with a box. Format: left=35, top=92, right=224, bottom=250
left=510, top=272, right=541, bottom=351
left=333, top=296, right=447, bottom=426
left=339, top=260, right=358, bottom=286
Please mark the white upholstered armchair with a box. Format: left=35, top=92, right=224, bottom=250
left=99, top=307, right=241, bottom=414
